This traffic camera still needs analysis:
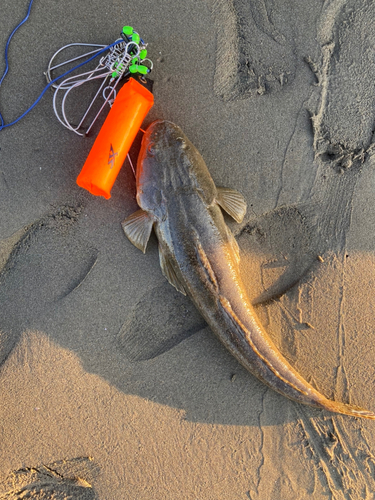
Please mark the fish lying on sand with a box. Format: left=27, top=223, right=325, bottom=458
left=122, top=119, right=375, bottom=419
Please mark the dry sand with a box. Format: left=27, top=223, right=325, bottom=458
left=1, top=0, right=375, bottom=498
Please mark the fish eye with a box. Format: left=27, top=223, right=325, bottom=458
left=176, top=137, right=187, bottom=149
left=147, top=142, right=156, bottom=156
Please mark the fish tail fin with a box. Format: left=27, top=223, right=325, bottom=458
left=320, top=399, right=375, bottom=420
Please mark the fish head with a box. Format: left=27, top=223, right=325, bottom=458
left=142, top=120, right=188, bottom=155
left=136, top=120, right=216, bottom=217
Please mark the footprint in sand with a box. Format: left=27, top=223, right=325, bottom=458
left=213, top=0, right=296, bottom=100
left=118, top=283, right=207, bottom=361
left=313, top=0, right=375, bottom=169
left=0, top=457, right=99, bottom=500
left=0, top=204, right=98, bottom=368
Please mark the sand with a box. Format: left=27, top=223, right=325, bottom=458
left=1, top=0, right=375, bottom=498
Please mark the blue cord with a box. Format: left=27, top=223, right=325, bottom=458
left=0, top=0, right=122, bottom=131
left=0, top=0, right=34, bottom=89
left=0, top=0, right=35, bottom=128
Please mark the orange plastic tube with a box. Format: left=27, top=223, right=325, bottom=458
left=76, top=77, right=154, bottom=199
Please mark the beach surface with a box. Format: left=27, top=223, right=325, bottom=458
left=1, top=0, right=375, bottom=498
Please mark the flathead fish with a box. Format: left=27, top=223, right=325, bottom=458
left=122, top=120, right=375, bottom=419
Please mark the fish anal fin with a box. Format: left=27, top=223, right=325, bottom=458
left=122, top=209, right=154, bottom=253
left=216, top=187, right=247, bottom=223
left=159, top=245, right=187, bottom=295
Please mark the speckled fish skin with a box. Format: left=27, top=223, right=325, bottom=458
left=125, top=119, right=375, bottom=419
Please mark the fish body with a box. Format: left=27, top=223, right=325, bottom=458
left=123, top=120, right=375, bottom=419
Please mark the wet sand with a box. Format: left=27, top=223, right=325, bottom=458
left=1, top=0, right=375, bottom=498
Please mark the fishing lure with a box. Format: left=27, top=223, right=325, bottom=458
left=46, top=26, right=154, bottom=136
left=0, top=4, right=154, bottom=198
left=46, top=26, right=154, bottom=198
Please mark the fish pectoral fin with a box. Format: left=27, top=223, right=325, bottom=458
left=159, top=245, right=187, bottom=296
left=216, top=187, right=247, bottom=223
left=122, top=209, right=154, bottom=253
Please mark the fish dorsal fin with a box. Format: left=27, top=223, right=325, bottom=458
left=216, top=187, right=247, bottom=223
left=122, top=209, right=154, bottom=253
left=159, top=244, right=187, bottom=295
